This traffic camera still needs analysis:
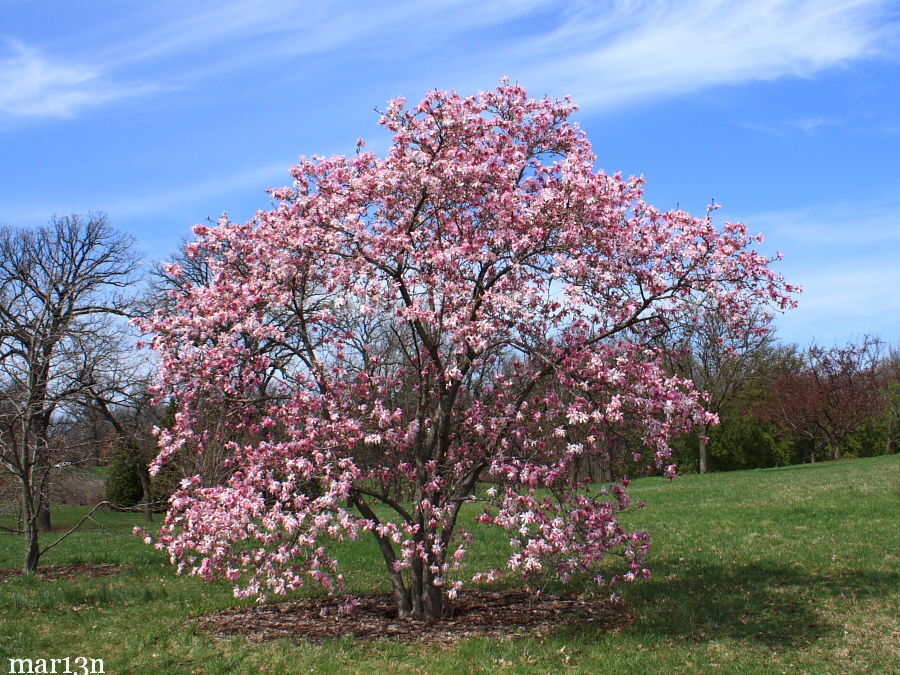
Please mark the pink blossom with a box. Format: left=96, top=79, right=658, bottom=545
left=135, top=81, right=795, bottom=618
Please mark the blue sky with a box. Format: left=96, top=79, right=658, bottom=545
left=1, top=0, right=899, bottom=346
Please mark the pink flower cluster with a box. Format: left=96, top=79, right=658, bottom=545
left=136, top=81, right=795, bottom=610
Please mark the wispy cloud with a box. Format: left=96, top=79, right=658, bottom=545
left=783, top=117, right=840, bottom=133
left=0, top=161, right=293, bottom=231
left=2, top=0, right=897, bottom=119
left=744, top=200, right=900, bottom=248
left=739, top=198, right=900, bottom=342
left=774, top=254, right=900, bottom=343
left=515, top=0, right=897, bottom=107
left=789, top=261, right=899, bottom=314
left=740, top=116, right=843, bottom=134
left=0, top=0, right=541, bottom=118
left=0, top=40, right=160, bottom=117
left=102, top=161, right=292, bottom=219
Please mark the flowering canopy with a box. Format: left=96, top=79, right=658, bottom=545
left=138, top=82, right=796, bottom=620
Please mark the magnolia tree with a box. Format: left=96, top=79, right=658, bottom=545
left=138, top=83, right=796, bottom=621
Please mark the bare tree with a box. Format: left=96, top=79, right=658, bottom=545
left=0, top=214, right=138, bottom=573
left=660, top=299, right=776, bottom=473
left=764, top=336, right=886, bottom=462
left=876, top=346, right=900, bottom=455
left=141, top=233, right=214, bottom=317
left=77, top=337, right=162, bottom=522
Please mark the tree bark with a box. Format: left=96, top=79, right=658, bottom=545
left=408, top=558, right=443, bottom=621
left=36, top=504, right=51, bottom=532
left=410, top=558, right=424, bottom=617
left=24, top=522, right=40, bottom=574
left=372, top=528, right=445, bottom=621
left=600, top=454, right=612, bottom=483
left=698, top=425, right=709, bottom=474
left=136, top=465, right=153, bottom=522
left=21, top=488, right=41, bottom=573
left=353, top=493, right=413, bottom=619
left=421, top=569, right=443, bottom=621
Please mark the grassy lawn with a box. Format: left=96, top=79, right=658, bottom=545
left=1, top=455, right=897, bottom=674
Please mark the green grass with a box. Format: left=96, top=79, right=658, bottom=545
left=1, top=455, right=898, bottom=674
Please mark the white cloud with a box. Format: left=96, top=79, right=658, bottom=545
left=738, top=198, right=900, bottom=343
left=102, top=161, right=292, bottom=219
left=4, top=1, right=898, bottom=119
left=0, top=161, right=293, bottom=232
left=0, top=0, right=545, bottom=118
left=783, top=117, right=839, bottom=133
left=743, top=201, right=900, bottom=248
left=0, top=41, right=159, bottom=117
left=515, top=0, right=896, bottom=107
left=774, top=255, right=900, bottom=343
left=740, top=116, right=843, bottom=134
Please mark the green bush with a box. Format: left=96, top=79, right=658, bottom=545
left=105, top=445, right=143, bottom=507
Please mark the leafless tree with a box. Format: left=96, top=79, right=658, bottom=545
left=874, top=346, right=900, bottom=455
left=764, top=336, right=887, bottom=462
left=141, top=233, right=214, bottom=317
left=659, top=298, right=776, bottom=473
left=77, top=332, right=163, bottom=522
left=0, top=214, right=139, bottom=573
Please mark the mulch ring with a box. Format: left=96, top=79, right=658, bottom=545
left=0, top=563, right=125, bottom=581
left=198, top=590, right=631, bottom=644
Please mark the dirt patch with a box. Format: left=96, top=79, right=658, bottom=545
left=0, top=562, right=125, bottom=581
left=198, top=590, right=630, bottom=644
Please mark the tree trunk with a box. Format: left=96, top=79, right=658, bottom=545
left=22, top=489, right=41, bottom=573
left=392, top=546, right=445, bottom=621
left=832, top=444, right=842, bottom=461
left=410, top=557, right=424, bottom=617
left=406, top=559, right=444, bottom=621
left=422, top=579, right=443, bottom=621
left=36, top=505, right=51, bottom=531
left=600, top=454, right=612, bottom=483
left=355, top=494, right=413, bottom=619
left=137, top=468, right=153, bottom=522
left=357, top=494, right=446, bottom=622
left=392, top=581, right=412, bottom=620
left=698, top=426, right=709, bottom=474
left=382, top=549, right=412, bottom=619
left=24, top=521, right=40, bottom=574
left=34, top=490, right=52, bottom=532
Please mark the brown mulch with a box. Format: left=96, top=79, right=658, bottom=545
left=198, top=590, right=631, bottom=644
left=0, top=562, right=125, bottom=581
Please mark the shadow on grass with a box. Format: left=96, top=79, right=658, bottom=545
left=554, top=559, right=897, bottom=648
